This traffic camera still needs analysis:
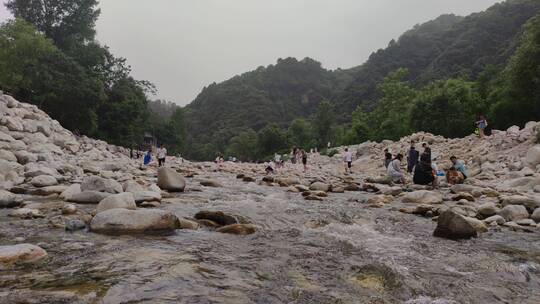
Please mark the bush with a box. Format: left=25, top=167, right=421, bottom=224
left=321, top=148, right=339, bottom=157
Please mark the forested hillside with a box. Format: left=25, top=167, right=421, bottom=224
left=182, top=0, right=540, bottom=160
left=1, top=0, right=539, bottom=162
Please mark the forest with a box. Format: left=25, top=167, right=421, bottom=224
left=0, top=0, right=539, bottom=161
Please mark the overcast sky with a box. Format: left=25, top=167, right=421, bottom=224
left=1, top=0, right=501, bottom=105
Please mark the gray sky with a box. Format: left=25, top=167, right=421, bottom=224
left=1, top=0, right=501, bottom=105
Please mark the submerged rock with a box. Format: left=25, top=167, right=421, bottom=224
left=157, top=167, right=186, bottom=192
left=0, top=244, right=47, bottom=265
left=216, top=224, right=257, bottom=235
left=90, top=209, right=179, bottom=235
left=433, top=210, right=477, bottom=240
left=0, top=190, right=22, bottom=208
left=194, top=210, right=238, bottom=226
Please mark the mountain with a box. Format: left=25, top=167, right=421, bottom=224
left=183, top=0, right=540, bottom=156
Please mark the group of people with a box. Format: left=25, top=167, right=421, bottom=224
left=265, top=147, right=309, bottom=174
left=385, top=142, right=468, bottom=186
left=135, top=144, right=168, bottom=168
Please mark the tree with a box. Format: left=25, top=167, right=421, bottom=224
left=313, top=101, right=335, bottom=147
left=368, top=68, right=417, bottom=141
left=345, top=107, right=371, bottom=144
left=410, top=79, right=482, bottom=138
left=287, top=118, right=314, bottom=149
left=257, top=124, right=288, bottom=158
left=6, top=0, right=100, bottom=51
left=226, top=129, right=258, bottom=161
left=490, top=12, right=540, bottom=128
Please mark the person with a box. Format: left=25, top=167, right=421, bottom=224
left=384, top=149, right=392, bottom=168
left=265, top=160, right=275, bottom=174
left=129, top=148, right=134, bottom=159
left=387, top=153, right=405, bottom=184
left=422, top=143, right=431, bottom=160
left=447, top=156, right=467, bottom=185
left=301, top=149, right=308, bottom=172
left=407, top=145, right=419, bottom=173
left=157, top=144, right=167, bottom=167
left=143, top=150, right=152, bottom=166
left=291, top=147, right=298, bottom=164
left=343, top=148, right=353, bottom=174
left=476, top=115, right=488, bottom=138
left=413, top=153, right=437, bottom=187
left=274, top=153, right=282, bottom=169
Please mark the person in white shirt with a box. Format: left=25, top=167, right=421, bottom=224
left=157, top=144, right=167, bottom=167
left=343, top=148, right=353, bottom=174
left=387, top=153, right=405, bottom=184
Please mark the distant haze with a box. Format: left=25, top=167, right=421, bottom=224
left=1, top=0, right=501, bottom=105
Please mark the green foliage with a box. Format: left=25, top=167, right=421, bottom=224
left=6, top=0, right=100, bottom=51
left=257, top=124, right=289, bottom=159
left=226, top=129, right=259, bottom=161
left=313, top=101, right=335, bottom=147
left=489, top=12, right=540, bottom=128
left=410, top=79, right=483, bottom=138
left=287, top=118, right=314, bottom=150
left=320, top=148, right=338, bottom=158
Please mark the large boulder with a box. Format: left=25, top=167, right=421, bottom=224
left=402, top=190, right=443, bottom=204
left=433, top=210, right=478, bottom=240
left=477, top=202, right=498, bottom=217
left=67, top=191, right=112, bottom=204
left=157, top=167, right=185, bottom=192
left=0, top=244, right=47, bottom=265
left=81, top=176, right=123, bottom=194
left=532, top=208, right=540, bottom=223
left=525, top=145, right=540, bottom=167
left=90, top=209, right=179, bottom=235
left=123, top=180, right=145, bottom=193
left=96, top=192, right=137, bottom=214
left=499, top=205, right=530, bottom=222
left=30, top=175, right=58, bottom=187
left=0, top=190, right=22, bottom=208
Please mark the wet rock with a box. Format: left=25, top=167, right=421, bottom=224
left=90, top=209, right=179, bottom=235
left=516, top=219, right=536, bottom=226
left=344, top=183, right=361, bottom=191
left=178, top=218, right=200, bottom=230
left=464, top=217, right=488, bottom=233
left=484, top=215, right=506, bottom=225
left=477, top=202, right=498, bottom=217
left=402, top=190, right=443, bottom=204
left=81, top=175, right=123, bottom=194
left=412, top=204, right=437, bottom=216
left=30, top=185, right=67, bottom=196
left=366, top=195, right=394, bottom=207
left=123, top=180, right=144, bottom=193
left=30, top=175, right=58, bottom=187
left=9, top=208, right=44, bottom=219
left=450, top=184, right=479, bottom=194
left=532, top=208, right=540, bottom=223
left=305, top=195, right=324, bottom=201
left=276, top=177, right=300, bottom=186
left=452, top=192, right=475, bottom=202
left=199, top=179, right=222, bottom=187
left=62, top=203, right=77, bottom=215
left=332, top=186, right=345, bottom=193
left=133, top=191, right=161, bottom=204
left=499, top=205, right=530, bottom=222
left=194, top=210, right=238, bottom=226
left=157, top=167, right=185, bottom=192
left=197, top=219, right=221, bottom=227
left=262, top=176, right=274, bottom=183
left=500, top=195, right=539, bottom=210
left=433, top=210, right=477, bottom=240
left=365, top=176, right=392, bottom=185
left=0, top=190, right=22, bottom=208
left=0, top=244, right=47, bottom=265
left=379, top=186, right=402, bottom=196
left=65, top=219, right=87, bottom=231
left=68, top=191, right=112, bottom=204
left=294, top=184, right=310, bottom=192
left=525, top=145, right=540, bottom=167
left=235, top=174, right=245, bottom=179
left=216, top=224, right=257, bottom=235
left=504, top=221, right=536, bottom=232
left=59, top=184, right=81, bottom=201
left=140, top=201, right=161, bottom=208
left=309, top=182, right=331, bottom=192
left=96, top=192, right=137, bottom=213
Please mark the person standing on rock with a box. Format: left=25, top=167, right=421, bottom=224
left=343, top=148, right=353, bottom=174
left=301, top=149, right=308, bottom=172
left=157, top=144, right=167, bottom=167
left=413, top=153, right=437, bottom=187
left=387, top=153, right=405, bottom=184
left=407, top=145, right=419, bottom=173
left=476, top=115, right=488, bottom=138
left=143, top=149, right=152, bottom=167
left=384, top=149, right=392, bottom=168
left=291, top=147, right=298, bottom=164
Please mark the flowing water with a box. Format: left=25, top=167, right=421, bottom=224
left=1, top=171, right=540, bottom=303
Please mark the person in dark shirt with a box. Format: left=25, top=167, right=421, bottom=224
left=384, top=149, right=392, bottom=168
left=413, top=153, right=437, bottom=187
left=407, top=145, right=419, bottom=173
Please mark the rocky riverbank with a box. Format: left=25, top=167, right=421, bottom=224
left=1, top=93, right=540, bottom=303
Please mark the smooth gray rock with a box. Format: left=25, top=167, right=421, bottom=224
left=81, top=176, right=123, bottom=194
left=157, top=167, right=185, bottom=192
left=433, top=210, right=477, bottom=240
left=90, top=209, right=179, bottom=235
